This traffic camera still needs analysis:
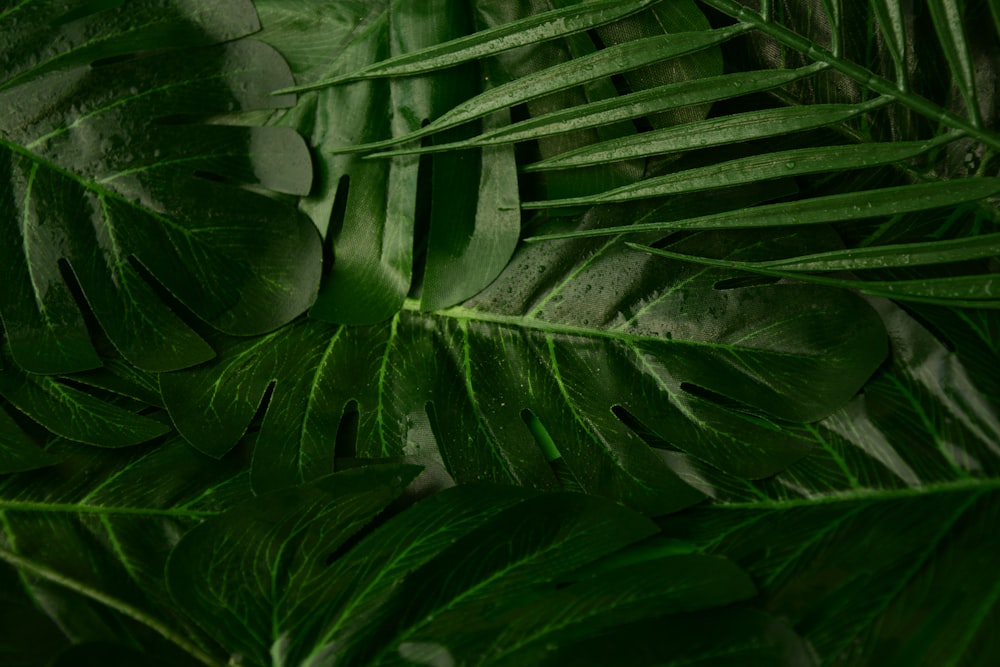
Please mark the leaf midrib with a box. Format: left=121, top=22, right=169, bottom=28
left=0, top=500, right=216, bottom=518
left=713, top=476, right=1000, bottom=510
left=404, top=299, right=826, bottom=358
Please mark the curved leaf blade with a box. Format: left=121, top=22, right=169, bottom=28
left=0, top=1, right=321, bottom=373
left=528, top=179, right=1000, bottom=239
left=334, top=26, right=745, bottom=154
left=166, top=473, right=775, bottom=667
left=522, top=101, right=888, bottom=171
left=368, top=66, right=823, bottom=159
left=162, top=220, right=887, bottom=511
left=524, top=141, right=933, bottom=208
left=277, top=0, right=661, bottom=91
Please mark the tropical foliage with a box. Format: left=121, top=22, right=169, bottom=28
left=1, top=0, right=998, bottom=665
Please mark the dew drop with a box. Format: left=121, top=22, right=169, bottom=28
left=784, top=161, right=796, bottom=169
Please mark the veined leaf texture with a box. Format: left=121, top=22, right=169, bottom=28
left=1, top=0, right=998, bottom=665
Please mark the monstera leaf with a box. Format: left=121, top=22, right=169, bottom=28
left=331, top=0, right=999, bottom=311
left=0, top=454, right=810, bottom=667
left=0, top=0, right=321, bottom=374
left=650, top=298, right=1000, bottom=664
left=166, top=464, right=810, bottom=667
left=0, top=435, right=256, bottom=665
left=249, top=0, right=721, bottom=321
left=161, top=207, right=887, bottom=512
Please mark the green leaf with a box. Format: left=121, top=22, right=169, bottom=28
left=161, top=218, right=887, bottom=512
left=368, top=66, right=823, bottom=159
left=0, top=0, right=321, bottom=373
left=336, top=26, right=745, bottom=155
left=277, top=0, right=662, bottom=91
left=0, top=435, right=258, bottom=666
left=660, top=485, right=1000, bottom=665
left=527, top=179, right=1000, bottom=239
left=520, top=608, right=815, bottom=667
left=628, top=236, right=1000, bottom=309
left=166, top=463, right=422, bottom=667
left=928, top=0, right=983, bottom=127
left=653, top=300, right=1000, bottom=663
left=0, top=406, right=59, bottom=475
left=167, top=471, right=776, bottom=667
left=523, top=141, right=933, bottom=208
left=521, top=101, right=890, bottom=171
left=254, top=0, right=520, bottom=320
left=0, top=355, right=169, bottom=449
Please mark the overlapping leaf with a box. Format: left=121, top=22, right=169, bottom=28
left=251, top=0, right=723, bottom=320
left=347, top=0, right=999, bottom=309
left=648, top=298, right=1000, bottom=664
left=251, top=0, right=522, bottom=321
left=0, top=0, right=321, bottom=374
left=161, top=207, right=887, bottom=513
left=167, top=464, right=810, bottom=667
left=0, top=435, right=257, bottom=665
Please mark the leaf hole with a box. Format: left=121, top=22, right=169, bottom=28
left=679, top=383, right=780, bottom=430
left=56, top=258, right=111, bottom=355
left=334, top=399, right=359, bottom=461
left=126, top=256, right=214, bottom=339
left=246, top=381, right=276, bottom=434
left=193, top=170, right=232, bottom=185
left=611, top=405, right=681, bottom=452
left=322, top=175, right=350, bottom=280
left=89, top=52, right=140, bottom=68
left=323, top=509, right=388, bottom=567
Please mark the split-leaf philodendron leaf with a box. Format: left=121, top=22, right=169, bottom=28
left=1, top=0, right=999, bottom=665
left=0, top=0, right=321, bottom=374
left=162, top=215, right=887, bottom=512
left=166, top=464, right=809, bottom=667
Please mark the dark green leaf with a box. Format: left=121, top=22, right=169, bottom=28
left=0, top=0, right=321, bottom=373
left=167, top=471, right=774, bottom=667
left=162, top=217, right=887, bottom=511
left=166, top=463, right=422, bottom=667
left=660, top=485, right=1000, bottom=666
left=0, top=359, right=169, bottom=449
left=278, top=0, right=662, bottom=91
left=0, top=436, right=257, bottom=667
left=254, top=0, right=520, bottom=320
left=337, top=26, right=745, bottom=155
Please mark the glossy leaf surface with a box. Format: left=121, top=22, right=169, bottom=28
left=162, top=218, right=887, bottom=512
left=0, top=0, right=321, bottom=374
